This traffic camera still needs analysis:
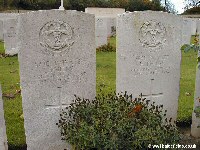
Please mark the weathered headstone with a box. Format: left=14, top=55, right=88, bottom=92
left=196, top=19, right=200, bottom=35
left=190, top=18, right=198, bottom=35
left=85, top=7, right=125, bottom=18
left=182, top=18, right=194, bottom=45
left=3, top=18, right=18, bottom=55
left=0, top=20, right=3, bottom=41
left=0, top=13, right=19, bottom=42
left=95, top=17, right=108, bottom=47
left=107, top=17, right=116, bottom=37
left=18, top=10, right=96, bottom=150
left=0, top=85, right=8, bottom=150
left=191, top=20, right=200, bottom=138
left=117, top=11, right=182, bottom=122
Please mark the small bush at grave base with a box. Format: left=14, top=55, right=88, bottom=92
left=96, top=43, right=116, bottom=52
left=57, top=92, right=180, bottom=150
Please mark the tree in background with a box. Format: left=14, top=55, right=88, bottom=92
left=164, top=0, right=177, bottom=14
left=127, top=0, right=163, bottom=11
left=185, top=0, right=200, bottom=9
left=0, top=0, right=166, bottom=12
left=183, top=0, right=200, bottom=14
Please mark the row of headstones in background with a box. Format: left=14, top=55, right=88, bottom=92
left=0, top=13, right=19, bottom=55
left=191, top=20, right=200, bottom=137
left=85, top=7, right=125, bottom=17
left=18, top=10, right=96, bottom=150
left=0, top=11, right=199, bottom=53
left=0, top=85, right=8, bottom=150
left=85, top=8, right=125, bottom=47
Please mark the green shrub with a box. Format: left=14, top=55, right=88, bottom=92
left=57, top=92, right=180, bottom=150
left=96, top=43, right=116, bottom=52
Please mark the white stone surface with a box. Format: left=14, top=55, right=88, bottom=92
left=95, top=17, right=108, bottom=47
left=0, top=13, right=19, bottom=42
left=0, top=85, right=8, bottom=150
left=191, top=18, right=198, bottom=35
left=182, top=18, right=194, bottom=45
left=3, top=18, right=19, bottom=55
left=117, top=11, right=182, bottom=122
left=85, top=7, right=125, bottom=18
left=196, top=19, right=200, bottom=35
left=0, top=13, right=18, bottom=20
left=106, top=17, right=116, bottom=37
left=18, top=10, right=96, bottom=150
left=191, top=39, right=200, bottom=137
left=0, top=20, right=3, bottom=41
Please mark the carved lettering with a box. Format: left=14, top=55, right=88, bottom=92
left=132, top=54, right=170, bottom=75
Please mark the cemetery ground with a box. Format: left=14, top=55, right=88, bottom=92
left=0, top=36, right=200, bottom=149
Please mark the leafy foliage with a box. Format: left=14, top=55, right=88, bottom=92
left=57, top=92, right=180, bottom=149
left=182, top=34, right=200, bottom=68
left=0, top=0, right=164, bottom=12
left=194, top=106, right=200, bottom=118
left=183, top=6, right=200, bottom=14
left=96, top=43, right=116, bottom=52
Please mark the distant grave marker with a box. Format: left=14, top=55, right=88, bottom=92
left=95, top=17, right=108, bottom=47
left=3, top=18, right=18, bottom=55
left=182, top=18, right=193, bottom=45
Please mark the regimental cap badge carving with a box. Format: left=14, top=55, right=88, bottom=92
left=139, top=20, right=166, bottom=48
left=39, top=21, right=74, bottom=54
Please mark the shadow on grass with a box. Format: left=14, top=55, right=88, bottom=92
left=176, top=119, right=192, bottom=128
left=8, top=144, right=27, bottom=150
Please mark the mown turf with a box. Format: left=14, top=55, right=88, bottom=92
left=0, top=41, right=26, bottom=148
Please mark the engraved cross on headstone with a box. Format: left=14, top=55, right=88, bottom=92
left=59, top=0, right=65, bottom=10
left=45, top=87, right=68, bottom=112
left=142, top=79, right=163, bottom=101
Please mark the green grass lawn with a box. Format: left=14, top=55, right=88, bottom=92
left=0, top=37, right=198, bottom=148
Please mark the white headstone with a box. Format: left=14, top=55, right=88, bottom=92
left=117, top=11, right=182, bottom=122
left=182, top=18, right=194, bottom=45
left=95, top=17, right=108, bottom=47
left=196, top=19, right=200, bottom=35
left=106, top=17, right=116, bottom=37
left=190, top=18, right=197, bottom=35
left=0, top=20, right=3, bottom=41
left=191, top=20, right=200, bottom=138
left=85, top=7, right=125, bottom=18
left=0, top=85, right=8, bottom=150
left=3, top=18, right=18, bottom=55
left=18, top=10, right=96, bottom=150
